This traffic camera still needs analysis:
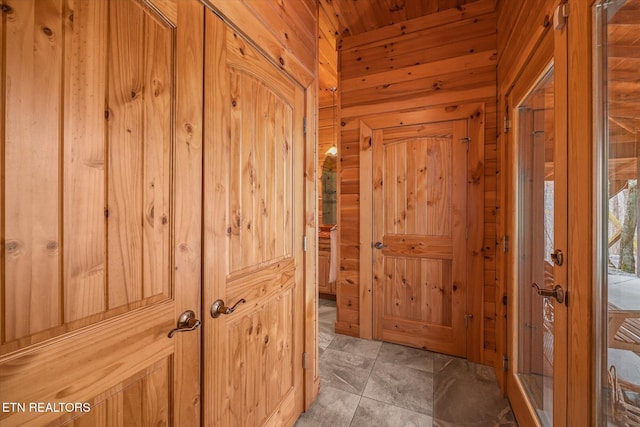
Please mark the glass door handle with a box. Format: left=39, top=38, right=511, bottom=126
left=532, top=283, right=566, bottom=305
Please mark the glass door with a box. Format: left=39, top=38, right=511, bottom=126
left=595, top=1, right=640, bottom=425
left=515, top=68, right=560, bottom=425
left=507, top=27, right=568, bottom=426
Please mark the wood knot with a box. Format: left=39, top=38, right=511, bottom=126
left=232, top=99, right=237, bottom=107
left=42, top=27, right=53, bottom=37
left=279, top=57, right=285, bottom=66
left=264, top=335, right=270, bottom=345
left=46, top=240, right=58, bottom=251
left=543, top=15, right=551, bottom=28
left=184, top=122, right=193, bottom=135
left=6, top=240, right=20, bottom=254
left=1, top=4, right=12, bottom=14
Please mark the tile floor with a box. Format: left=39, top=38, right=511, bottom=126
left=295, top=298, right=517, bottom=427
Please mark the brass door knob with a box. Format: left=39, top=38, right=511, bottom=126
left=168, top=310, right=201, bottom=338
left=210, top=298, right=246, bottom=318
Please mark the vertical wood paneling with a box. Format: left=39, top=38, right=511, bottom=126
left=283, top=104, right=293, bottom=258
left=5, top=0, right=62, bottom=341
left=415, top=140, right=428, bottom=236
left=427, top=138, right=452, bottom=236
left=63, top=0, right=108, bottom=323
left=2, top=0, right=175, bottom=347
left=107, top=0, right=144, bottom=308
left=384, top=144, right=396, bottom=235
left=274, top=97, right=286, bottom=258
left=142, top=11, right=172, bottom=299
left=262, top=90, right=274, bottom=261
left=2, top=1, right=200, bottom=424
left=240, top=76, right=257, bottom=268
left=227, top=291, right=294, bottom=426
left=426, top=259, right=444, bottom=324
left=228, top=71, right=294, bottom=274
left=229, top=69, right=242, bottom=271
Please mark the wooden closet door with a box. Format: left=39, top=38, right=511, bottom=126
left=0, top=0, right=203, bottom=425
left=372, top=120, right=469, bottom=357
left=202, top=11, right=306, bottom=427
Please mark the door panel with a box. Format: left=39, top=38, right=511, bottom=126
left=0, top=0, right=203, bottom=425
left=203, top=12, right=305, bottom=427
left=373, top=120, right=468, bottom=357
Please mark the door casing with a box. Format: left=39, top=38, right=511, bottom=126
left=504, top=24, right=568, bottom=427
left=359, top=104, right=486, bottom=363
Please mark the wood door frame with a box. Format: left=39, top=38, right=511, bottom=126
left=199, top=0, right=319, bottom=413
left=504, top=21, right=569, bottom=425
left=358, top=103, right=485, bottom=363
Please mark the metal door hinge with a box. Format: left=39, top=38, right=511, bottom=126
left=502, top=236, right=509, bottom=252
left=464, top=313, right=473, bottom=328
left=503, top=116, right=511, bottom=133
left=303, top=235, right=308, bottom=252
left=302, top=352, right=307, bottom=369
left=503, top=355, right=508, bottom=372
left=553, top=3, right=569, bottom=30
left=460, top=137, right=470, bottom=151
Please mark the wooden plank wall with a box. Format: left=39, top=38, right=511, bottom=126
left=336, top=0, right=499, bottom=364
left=495, top=0, right=558, bottom=391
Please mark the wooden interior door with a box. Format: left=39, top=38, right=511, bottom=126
left=0, top=0, right=203, bottom=425
left=203, top=11, right=306, bottom=426
left=372, top=120, right=469, bottom=357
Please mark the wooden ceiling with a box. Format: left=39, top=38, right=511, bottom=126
left=607, top=0, right=640, bottom=180
left=317, top=0, right=479, bottom=107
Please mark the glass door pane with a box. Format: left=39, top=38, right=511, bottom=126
left=517, top=67, right=555, bottom=426
left=596, top=1, right=640, bottom=425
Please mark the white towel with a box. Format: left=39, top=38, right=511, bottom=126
left=329, top=226, right=338, bottom=284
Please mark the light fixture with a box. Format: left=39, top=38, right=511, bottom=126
left=325, top=86, right=338, bottom=156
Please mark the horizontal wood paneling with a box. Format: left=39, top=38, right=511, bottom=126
left=321, top=0, right=485, bottom=43
left=337, top=1, right=497, bottom=365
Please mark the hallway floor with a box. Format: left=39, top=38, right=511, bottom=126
left=295, top=298, right=517, bottom=427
